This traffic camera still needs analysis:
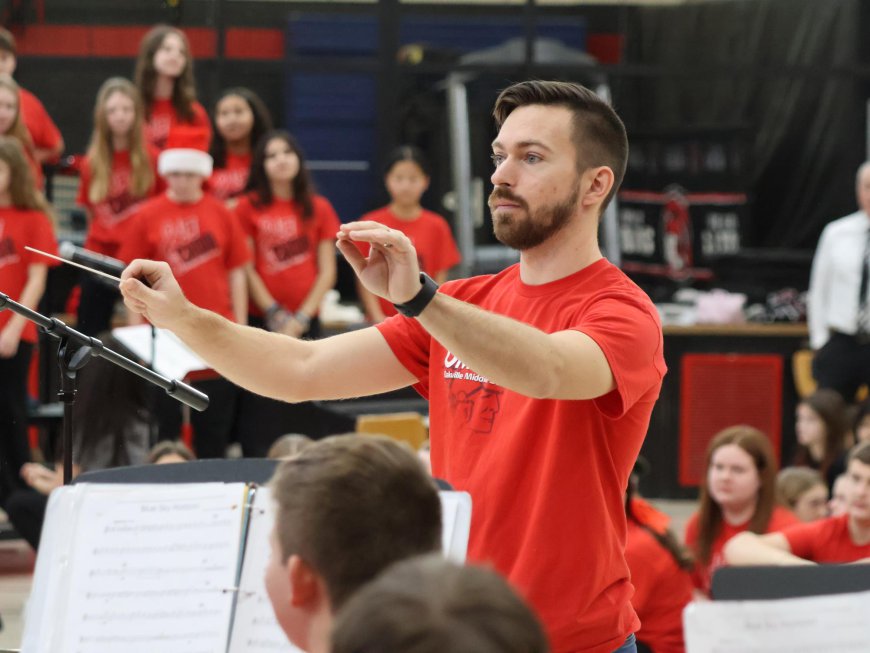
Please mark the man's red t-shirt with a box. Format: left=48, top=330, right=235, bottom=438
left=782, top=514, right=870, bottom=562
left=144, top=99, right=212, bottom=152
left=357, top=206, right=461, bottom=318
left=235, top=194, right=339, bottom=314
left=117, top=193, right=250, bottom=321
left=0, top=207, right=57, bottom=341
left=76, top=149, right=161, bottom=258
left=19, top=87, right=62, bottom=155
left=377, top=259, right=666, bottom=653
left=625, top=506, right=693, bottom=653
left=684, top=506, right=799, bottom=595
left=209, top=152, right=251, bottom=201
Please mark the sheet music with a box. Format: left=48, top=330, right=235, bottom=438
left=21, top=487, right=80, bottom=653
left=228, top=487, right=301, bottom=653
left=27, top=483, right=249, bottom=653
left=113, top=324, right=211, bottom=380
left=439, top=491, right=472, bottom=563
left=684, top=590, right=870, bottom=653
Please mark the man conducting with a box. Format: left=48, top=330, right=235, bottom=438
left=120, top=80, right=665, bottom=653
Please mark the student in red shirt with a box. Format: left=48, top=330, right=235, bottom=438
left=237, top=130, right=339, bottom=340
left=209, top=87, right=272, bottom=205
left=725, top=441, right=870, bottom=565
left=75, top=77, right=160, bottom=336
left=232, top=131, right=339, bottom=457
left=356, top=146, right=461, bottom=322
left=624, top=465, right=693, bottom=653
left=684, top=426, right=799, bottom=597
left=0, top=28, right=64, bottom=165
left=118, top=127, right=249, bottom=457
left=0, top=75, right=42, bottom=188
left=134, top=25, right=211, bottom=152
left=121, top=80, right=663, bottom=653
left=0, top=136, right=57, bottom=504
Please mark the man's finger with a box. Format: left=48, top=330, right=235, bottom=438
left=336, top=238, right=367, bottom=276
left=120, top=277, right=161, bottom=305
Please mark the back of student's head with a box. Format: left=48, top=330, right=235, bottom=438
left=147, top=440, right=196, bottom=465
left=776, top=466, right=824, bottom=509
left=269, top=433, right=442, bottom=609
left=331, top=555, right=549, bottom=653
left=267, top=433, right=313, bottom=460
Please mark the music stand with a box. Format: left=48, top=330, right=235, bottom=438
left=712, top=564, right=870, bottom=600
left=0, top=291, right=209, bottom=484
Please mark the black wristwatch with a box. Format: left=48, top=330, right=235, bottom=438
left=393, top=273, right=439, bottom=318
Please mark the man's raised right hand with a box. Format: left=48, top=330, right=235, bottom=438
left=120, top=259, right=191, bottom=330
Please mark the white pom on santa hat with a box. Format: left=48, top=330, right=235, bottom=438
left=158, top=125, right=213, bottom=177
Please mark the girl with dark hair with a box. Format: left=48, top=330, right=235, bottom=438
left=236, top=130, right=339, bottom=339
left=0, top=136, right=56, bottom=504
left=209, top=87, right=273, bottom=203
left=355, top=145, right=461, bottom=323
left=684, top=425, right=798, bottom=596
left=75, top=77, right=160, bottom=336
left=134, top=24, right=211, bottom=151
left=794, top=388, right=850, bottom=489
left=624, top=472, right=693, bottom=653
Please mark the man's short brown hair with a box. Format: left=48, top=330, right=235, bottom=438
left=331, top=554, right=549, bottom=653
left=269, top=434, right=442, bottom=609
left=493, top=80, right=628, bottom=212
left=0, top=28, right=16, bottom=55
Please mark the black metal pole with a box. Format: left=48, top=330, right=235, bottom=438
left=0, top=291, right=209, bottom=483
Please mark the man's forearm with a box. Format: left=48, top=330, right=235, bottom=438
left=172, top=304, right=316, bottom=402
left=416, top=292, right=613, bottom=400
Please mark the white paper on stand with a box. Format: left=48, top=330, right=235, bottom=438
left=113, top=324, right=211, bottom=381
left=684, top=590, right=870, bottom=653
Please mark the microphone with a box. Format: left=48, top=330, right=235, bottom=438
left=59, top=242, right=126, bottom=277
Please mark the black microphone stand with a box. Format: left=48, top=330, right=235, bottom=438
left=0, top=290, right=209, bottom=485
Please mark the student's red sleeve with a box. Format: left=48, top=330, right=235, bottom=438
left=223, top=208, right=252, bottom=270
left=19, top=88, right=62, bottom=152
left=192, top=102, right=213, bottom=149
left=76, top=159, right=92, bottom=210
left=234, top=196, right=255, bottom=238
left=432, top=217, right=461, bottom=274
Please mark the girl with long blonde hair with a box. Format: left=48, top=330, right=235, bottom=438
left=134, top=25, right=211, bottom=151
left=75, top=77, right=160, bottom=335
left=0, top=74, right=42, bottom=187
left=0, top=135, right=57, bottom=505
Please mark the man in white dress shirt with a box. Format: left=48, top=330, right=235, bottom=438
left=808, top=162, right=870, bottom=400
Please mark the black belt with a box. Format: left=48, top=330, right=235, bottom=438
left=830, top=329, right=870, bottom=345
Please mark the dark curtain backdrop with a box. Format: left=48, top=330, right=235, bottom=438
left=620, top=0, right=864, bottom=250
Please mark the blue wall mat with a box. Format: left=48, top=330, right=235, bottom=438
left=310, top=170, right=377, bottom=222
left=286, top=13, right=588, bottom=222
left=288, top=14, right=379, bottom=55
left=289, top=73, right=377, bottom=124
left=399, top=16, right=586, bottom=52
